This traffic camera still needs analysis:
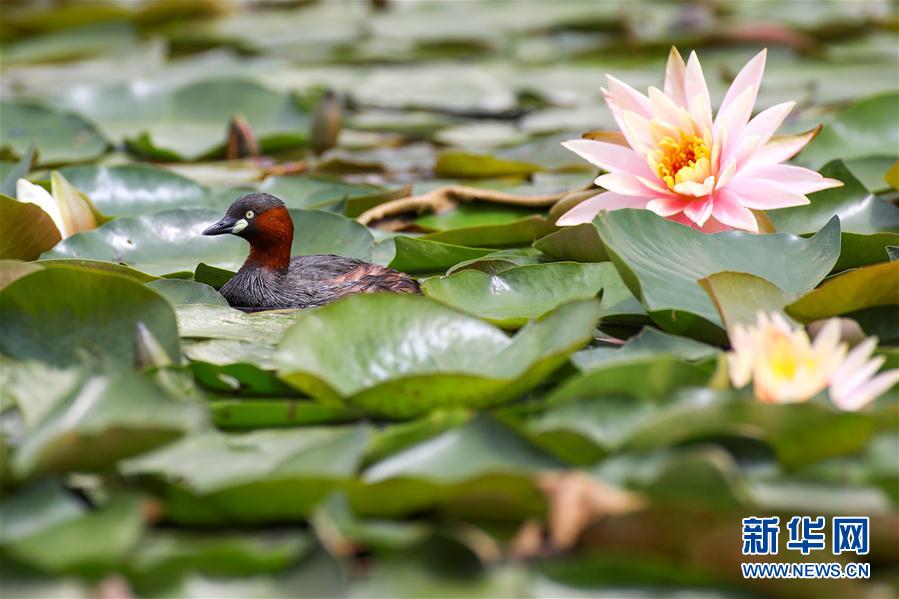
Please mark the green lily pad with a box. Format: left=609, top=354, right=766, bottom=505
left=786, top=261, right=899, bottom=322
left=352, top=415, right=560, bottom=518
left=421, top=262, right=609, bottom=328
left=0, top=266, right=180, bottom=367
left=120, top=426, right=370, bottom=524
left=622, top=389, right=879, bottom=469
left=0, top=101, right=107, bottom=166
left=43, top=208, right=373, bottom=276
left=415, top=203, right=539, bottom=231
left=0, top=193, right=61, bottom=260
left=699, top=271, right=794, bottom=332
left=57, top=163, right=216, bottom=217
left=0, top=259, right=43, bottom=290
left=38, top=258, right=158, bottom=282
left=210, top=399, right=360, bottom=430
left=420, top=215, right=557, bottom=249
left=128, top=530, right=313, bottom=595
left=176, top=304, right=301, bottom=344
left=259, top=174, right=390, bottom=211
left=447, top=248, right=549, bottom=275
left=147, top=279, right=229, bottom=307
left=767, top=161, right=899, bottom=270
left=0, top=481, right=142, bottom=575
left=571, top=327, right=718, bottom=371
left=387, top=236, right=493, bottom=274
left=55, top=79, right=309, bottom=161
left=275, top=295, right=601, bottom=417
left=798, top=92, right=899, bottom=168
left=7, top=361, right=207, bottom=477
left=532, top=223, right=608, bottom=263
left=595, top=210, right=841, bottom=343
left=547, top=356, right=713, bottom=404
left=433, top=151, right=542, bottom=179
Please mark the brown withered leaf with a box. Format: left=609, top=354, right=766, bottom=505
left=537, top=471, right=645, bottom=551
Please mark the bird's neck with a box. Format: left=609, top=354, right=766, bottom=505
left=246, top=207, right=293, bottom=273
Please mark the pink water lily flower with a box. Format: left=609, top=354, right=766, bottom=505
left=559, top=48, right=843, bottom=232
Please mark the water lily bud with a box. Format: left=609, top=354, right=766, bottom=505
left=133, top=322, right=172, bottom=370
left=310, top=89, right=342, bottom=157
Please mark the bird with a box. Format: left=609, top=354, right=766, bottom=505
left=202, top=193, right=419, bottom=311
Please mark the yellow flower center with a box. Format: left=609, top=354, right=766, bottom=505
left=768, top=336, right=799, bottom=379
left=653, top=131, right=710, bottom=191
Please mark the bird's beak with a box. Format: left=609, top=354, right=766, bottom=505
left=203, top=216, right=246, bottom=236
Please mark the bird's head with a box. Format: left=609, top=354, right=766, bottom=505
left=204, top=193, right=294, bottom=270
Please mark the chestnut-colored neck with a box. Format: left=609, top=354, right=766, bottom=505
left=246, top=206, right=293, bottom=272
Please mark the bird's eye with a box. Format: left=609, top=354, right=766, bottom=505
left=245, top=210, right=254, bottom=219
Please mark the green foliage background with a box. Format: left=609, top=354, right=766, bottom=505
left=0, top=1, right=897, bottom=597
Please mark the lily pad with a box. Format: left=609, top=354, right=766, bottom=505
left=0, top=101, right=107, bottom=166
left=595, top=210, right=841, bottom=343
left=0, top=193, right=61, bottom=260
left=767, top=161, right=899, bottom=270
left=43, top=208, right=374, bottom=276
left=120, top=426, right=370, bottom=524
left=275, top=294, right=601, bottom=417
left=147, top=279, right=229, bottom=307
left=7, top=361, right=207, bottom=477
left=57, top=163, right=215, bottom=217
left=0, top=481, right=142, bottom=575
left=259, top=174, right=391, bottom=211
left=786, top=261, right=899, bottom=322
left=353, top=415, right=561, bottom=518
left=210, top=399, right=360, bottom=430
left=571, top=327, right=718, bottom=371
left=387, top=236, right=493, bottom=274
left=447, top=248, right=548, bottom=275
left=0, top=266, right=180, bottom=367
left=54, top=79, right=309, bottom=161
left=420, top=215, right=557, bottom=249
left=421, top=262, right=609, bottom=328
left=532, top=223, right=608, bottom=263
left=699, top=271, right=794, bottom=332
left=798, top=92, right=899, bottom=168
left=433, top=151, right=542, bottom=179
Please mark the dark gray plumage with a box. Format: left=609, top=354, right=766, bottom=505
left=203, top=193, right=419, bottom=312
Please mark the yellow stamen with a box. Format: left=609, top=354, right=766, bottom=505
left=652, top=130, right=710, bottom=191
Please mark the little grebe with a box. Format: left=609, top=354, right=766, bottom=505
left=203, top=193, right=419, bottom=311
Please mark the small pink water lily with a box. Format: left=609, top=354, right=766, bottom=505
left=559, top=48, right=843, bottom=232
left=728, top=312, right=899, bottom=410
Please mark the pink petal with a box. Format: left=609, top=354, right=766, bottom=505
left=646, top=196, right=691, bottom=217
left=832, top=369, right=899, bottom=411
left=664, top=47, right=688, bottom=107
left=697, top=216, right=733, bottom=233
left=741, top=101, right=796, bottom=148
left=719, top=49, right=767, bottom=119
left=752, top=127, right=820, bottom=166
left=716, top=159, right=737, bottom=190
left=712, top=191, right=759, bottom=232
left=561, top=139, right=654, bottom=177
left=556, top=192, right=650, bottom=226
left=674, top=173, right=715, bottom=198
left=833, top=337, right=878, bottom=386
left=636, top=175, right=675, bottom=196
left=605, top=75, right=653, bottom=117
left=595, top=172, right=659, bottom=197
left=683, top=196, right=714, bottom=226
left=722, top=179, right=810, bottom=210
left=621, top=110, right=653, bottom=152
left=714, top=84, right=758, bottom=160
left=739, top=164, right=843, bottom=195
left=648, top=86, right=685, bottom=127
left=684, top=51, right=712, bottom=130
left=603, top=92, right=645, bottom=153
